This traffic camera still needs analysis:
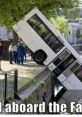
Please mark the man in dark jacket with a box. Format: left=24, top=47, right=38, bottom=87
left=17, top=42, right=25, bottom=65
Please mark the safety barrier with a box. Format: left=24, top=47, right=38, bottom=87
left=0, top=69, right=18, bottom=104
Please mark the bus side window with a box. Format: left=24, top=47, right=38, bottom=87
left=70, top=61, right=80, bottom=72
left=74, top=66, right=82, bottom=82
left=53, top=49, right=70, bottom=66
left=27, top=14, right=64, bottom=54
left=53, top=54, right=76, bottom=77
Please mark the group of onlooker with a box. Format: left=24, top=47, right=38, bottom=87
left=8, top=42, right=27, bottom=65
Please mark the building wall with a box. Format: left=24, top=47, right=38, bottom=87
left=68, top=19, right=82, bottom=44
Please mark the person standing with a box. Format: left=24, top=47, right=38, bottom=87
left=23, top=43, right=27, bottom=61
left=8, top=43, right=13, bottom=64
left=13, top=44, right=17, bottom=63
left=0, top=43, right=3, bottom=70
left=17, top=42, right=25, bottom=65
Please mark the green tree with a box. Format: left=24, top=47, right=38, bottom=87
left=0, top=0, right=80, bottom=29
left=63, top=7, right=80, bottom=19
left=50, top=16, right=70, bottom=35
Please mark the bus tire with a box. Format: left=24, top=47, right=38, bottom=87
left=33, top=50, right=47, bottom=64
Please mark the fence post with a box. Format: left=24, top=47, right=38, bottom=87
left=14, top=70, right=20, bottom=99
left=14, top=70, right=18, bottom=93
left=4, top=73, right=8, bottom=105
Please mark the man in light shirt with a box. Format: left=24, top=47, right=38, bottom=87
left=8, top=42, right=14, bottom=64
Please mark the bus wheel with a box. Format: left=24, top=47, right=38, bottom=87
left=33, top=50, right=47, bottom=64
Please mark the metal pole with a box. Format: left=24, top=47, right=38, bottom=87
left=4, top=73, right=7, bottom=105
left=14, top=70, right=18, bottom=98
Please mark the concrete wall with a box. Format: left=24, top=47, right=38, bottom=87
left=25, top=73, right=53, bottom=114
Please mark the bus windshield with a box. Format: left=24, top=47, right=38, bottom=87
left=27, top=14, right=64, bottom=53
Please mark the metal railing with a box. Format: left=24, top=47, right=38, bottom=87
left=0, top=69, right=18, bottom=104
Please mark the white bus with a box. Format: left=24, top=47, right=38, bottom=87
left=13, top=8, right=82, bottom=90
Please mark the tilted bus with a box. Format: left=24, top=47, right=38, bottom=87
left=13, top=8, right=82, bottom=90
